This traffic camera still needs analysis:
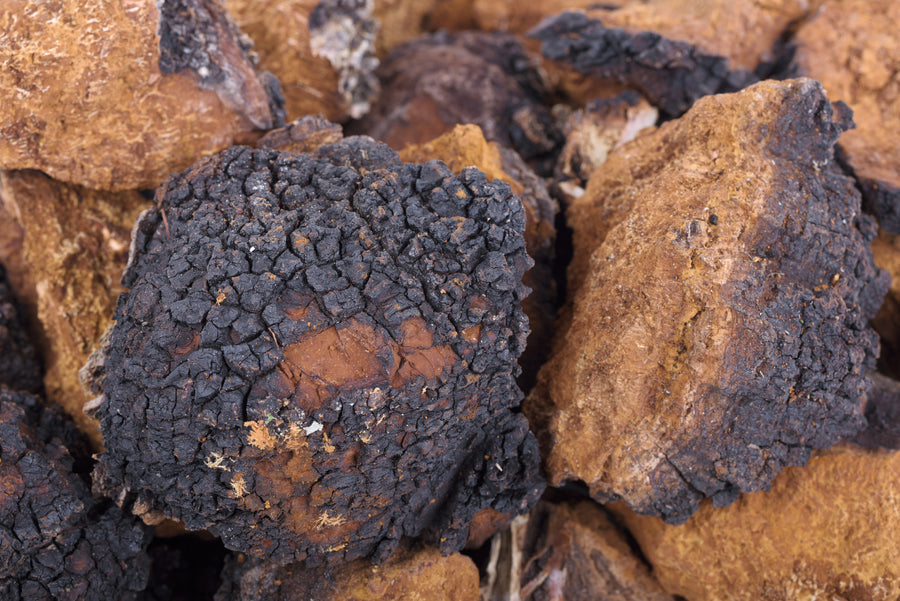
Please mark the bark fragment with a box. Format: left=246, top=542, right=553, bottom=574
left=0, top=0, right=283, bottom=191
left=527, top=79, right=889, bottom=524
left=531, top=11, right=757, bottom=118
left=91, top=137, right=543, bottom=566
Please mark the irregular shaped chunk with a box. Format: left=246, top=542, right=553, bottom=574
left=225, top=0, right=379, bottom=121
left=0, top=0, right=282, bottom=190
left=90, top=138, right=544, bottom=566
left=0, top=389, right=152, bottom=600
left=215, top=546, right=481, bottom=600
left=530, top=11, right=757, bottom=117
left=793, top=0, right=900, bottom=233
left=0, top=170, right=149, bottom=447
left=611, top=375, right=900, bottom=601
left=349, top=31, right=561, bottom=174
left=526, top=79, right=889, bottom=524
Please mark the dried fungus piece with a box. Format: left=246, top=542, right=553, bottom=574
left=611, top=374, right=900, bottom=601
left=0, top=263, right=41, bottom=394
left=349, top=31, right=561, bottom=174
left=527, top=79, right=889, bottom=524
left=0, top=389, right=152, bottom=601
left=399, top=124, right=557, bottom=391
left=225, top=0, right=379, bottom=122
left=0, top=170, right=149, bottom=447
left=0, top=0, right=283, bottom=191
left=215, top=546, right=480, bottom=600
left=90, top=137, right=544, bottom=566
left=531, top=11, right=757, bottom=117
left=500, top=500, right=674, bottom=601
left=793, top=0, right=900, bottom=233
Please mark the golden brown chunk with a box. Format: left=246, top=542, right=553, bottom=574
left=0, top=170, right=149, bottom=447
left=0, top=0, right=282, bottom=190
left=527, top=79, right=888, bottom=524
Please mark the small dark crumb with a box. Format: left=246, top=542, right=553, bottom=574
left=709, top=214, right=718, bottom=225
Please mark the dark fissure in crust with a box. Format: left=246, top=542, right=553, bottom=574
left=0, top=264, right=42, bottom=394
left=94, top=137, right=544, bottom=566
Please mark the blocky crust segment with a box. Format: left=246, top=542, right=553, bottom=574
left=92, top=137, right=544, bottom=565
left=0, top=389, right=152, bottom=601
left=527, top=79, right=889, bottom=524
left=530, top=12, right=757, bottom=117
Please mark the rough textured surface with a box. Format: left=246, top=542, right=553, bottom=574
left=226, top=0, right=378, bottom=121
left=0, top=389, right=152, bottom=600
left=0, top=0, right=282, bottom=191
left=0, top=263, right=42, bottom=394
left=872, top=230, right=900, bottom=380
left=349, top=31, right=561, bottom=175
left=526, top=79, right=889, bottom=524
left=553, top=91, right=658, bottom=206
left=398, top=125, right=557, bottom=391
left=793, top=0, right=900, bottom=233
left=0, top=170, right=149, bottom=447
left=257, top=116, right=344, bottom=156
left=90, top=137, right=544, bottom=566
left=612, top=377, right=900, bottom=601
left=215, top=546, right=481, bottom=600
left=512, top=500, right=673, bottom=601
left=531, top=11, right=758, bottom=117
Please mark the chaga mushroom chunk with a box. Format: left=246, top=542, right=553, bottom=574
left=90, top=137, right=544, bottom=566
left=527, top=79, right=889, bottom=524
left=530, top=11, right=757, bottom=117
left=0, top=264, right=42, bottom=394
left=349, top=31, right=561, bottom=174
left=0, top=389, right=152, bottom=600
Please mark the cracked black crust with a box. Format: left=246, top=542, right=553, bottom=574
left=0, top=264, right=42, bottom=394
left=350, top=31, right=562, bottom=174
left=94, top=137, right=544, bottom=566
left=530, top=11, right=758, bottom=117
left=640, top=89, right=889, bottom=523
left=0, top=389, right=152, bottom=600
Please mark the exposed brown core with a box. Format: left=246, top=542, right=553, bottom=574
left=281, top=316, right=458, bottom=413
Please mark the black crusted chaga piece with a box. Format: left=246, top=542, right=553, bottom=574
left=527, top=79, right=890, bottom=524
left=157, top=0, right=286, bottom=129
left=530, top=11, right=758, bottom=117
left=0, top=389, right=152, bottom=600
left=0, top=264, right=42, bottom=394
left=349, top=31, right=562, bottom=174
left=90, top=137, right=544, bottom=566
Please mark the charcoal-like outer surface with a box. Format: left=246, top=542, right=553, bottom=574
left=94, top=137, right=544, bottom=566
left=531, top=11, right=757, bottom=117
left=0, top=389, right=152, bottom=600
left=0, top=264, right=42, bottom=394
